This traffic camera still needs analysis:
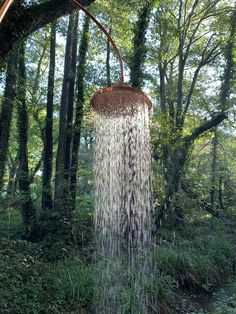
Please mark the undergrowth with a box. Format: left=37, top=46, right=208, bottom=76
left=0, top=208, right=235, bottom=313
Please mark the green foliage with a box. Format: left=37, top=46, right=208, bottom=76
left=129, top=1, right=153, bottom=89
left=0, top=240, right=93, bottom=313
left=154, top=220, right=236, bottom=293
left=0, top=208, right=22, bottom=239
left=213, top=280, right=236, bottom=314
left=1, top=1, right=236, bottom=313
left=0, top=208, right=236, bottom=313
left=75, top=194, right=94, bottom=249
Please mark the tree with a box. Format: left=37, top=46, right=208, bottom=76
left=210, top=128, right=218, bottom=211
left=152, top=2, right=236, bottom=225
left=130, top=1, right=153, bottom=89
left=41, top=22, right=57, bottom=229
left=0, top=0, right=94, bottom=65
left=17, top=43, right=36, bottom=239
left=106, top=19, right=112, bottom=86
left=54, top=12, right=78, bottom=238
left=64, top=12, right=79, bottom=191
left=0, top=51, right=17, bottom=192
left=69, top=16, right=90, bottom=229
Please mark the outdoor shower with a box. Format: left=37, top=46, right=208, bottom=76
left=0, top=0, right=155, bottom=312
left=72, top=1, right=154, bottom=312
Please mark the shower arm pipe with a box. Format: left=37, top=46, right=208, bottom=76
left=72, top=0, right=124, bottom=83
left=0, top=0, right=14, bottom=23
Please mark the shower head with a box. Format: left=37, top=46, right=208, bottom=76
left=72, top=0, right=152, bottom=117
left=91, top=83, right=152, bottom=117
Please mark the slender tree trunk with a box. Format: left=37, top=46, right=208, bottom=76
left=7, top=153, right=19, bottom=198
left=106, top=20, right=112, bottom=87
left=69, top=16, right=90, bottom=225
left=29, top=157, right=43, bottom=185
left=17, top=43, right=36, bottom=240
left=54, top=12, right=78, bottom=236
left=210, top=128, right=218, bottom=211
left=63, top=12, right=79, bottom=240
left=41, top=22, right=56, bottom=229
left=0, top=52, right=17, bottom=192
left=158, top=142, right=189, bottom=226
left=219, top=176, right=224, bottom=210
left=64, top=12, right=79, bottom=185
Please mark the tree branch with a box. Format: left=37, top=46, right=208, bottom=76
left=0, top=0, right=94, bottom=62
left=182, top=36, right=221, bottom=119
left=220, top=7, right=236, bottom=111
left=184, top=113, right=227, bottom=144
left=29, top=157, right=43, bottom=184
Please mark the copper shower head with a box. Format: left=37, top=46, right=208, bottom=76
left=72, top=0, right=152, bottom=117
left=91, top=83, right=152, bottom=117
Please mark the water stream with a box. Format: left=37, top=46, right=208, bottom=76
left=93, top=104, right=154, bottom=313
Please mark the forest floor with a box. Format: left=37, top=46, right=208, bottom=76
left=177, top=281, right=236, bottom=313
left=173, top=214, right=236, bottom=314
left=0, top=207, right=235, bottom=314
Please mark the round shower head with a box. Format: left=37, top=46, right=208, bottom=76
left=91, top=83, right=152, bottom=117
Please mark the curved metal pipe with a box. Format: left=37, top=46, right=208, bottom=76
left=71, top=0, right=124, bottom=83
left=0, top=0, right=14, bottom=23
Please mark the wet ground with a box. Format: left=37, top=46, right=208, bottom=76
left=175, top=281, right=236, bottom=313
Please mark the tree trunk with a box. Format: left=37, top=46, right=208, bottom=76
left=54, top=12, right=78, bottom=237
left=218, top=176, right=224, bottom=211
left=17, top=43, right=36, bottom=240
left=130, top=3, right=152, bottom=89
left=41, top=22, right=56, bottom=230
left=210, top=128, right=218, bottom=211
left=64, top=11, right=79, bottom=186
left=0, top=52, right=17, bottom=192
left=69, top=16, right=90, bottom=225
left=7, top=152, right=19, bottom=198
left=106, top=20, right=112, bottom=87
left=158, top=141, right=189, bottom=226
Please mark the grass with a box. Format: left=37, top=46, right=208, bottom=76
left=153, top=233, right=234, bottom=292
left=0, top=207, right=235, bottom=313
left=0, top=239, right=93, bottom=313
left=0, top=207, right=22, bottom=239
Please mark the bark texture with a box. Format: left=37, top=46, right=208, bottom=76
left=0, top=52, right=17, bottom=191
left=54, top=12, right=78, bottom=237
left=17, top=43, right=36, bottom=239
left=69, top=16, right=90, bottom=225
left=41, top=22, right=56, bottom=225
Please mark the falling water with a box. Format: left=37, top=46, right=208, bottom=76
left=93, top=104, right=154, bottom=313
